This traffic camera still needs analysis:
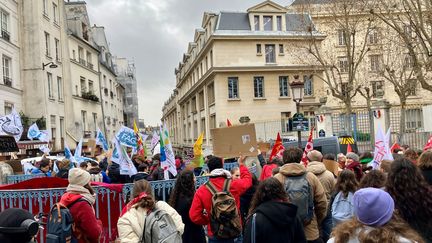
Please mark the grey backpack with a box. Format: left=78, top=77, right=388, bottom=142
left=142, top=206, right=182, bottom=243
left=284, top=173, right=314, bottom=225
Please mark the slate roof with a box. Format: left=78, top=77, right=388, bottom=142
left=291, top=0, right=332, bottom=5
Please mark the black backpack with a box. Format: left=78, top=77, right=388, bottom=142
left=46, top=199, right=87, bottom=243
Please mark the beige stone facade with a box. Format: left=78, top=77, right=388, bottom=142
left=162, top=1, right=326, bottom=148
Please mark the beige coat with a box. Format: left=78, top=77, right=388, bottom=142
left=307, top=161, right=336, bottom=204
left=117, top=201, right=184, bottom=243
left=274, top=163, right=328, bottom=241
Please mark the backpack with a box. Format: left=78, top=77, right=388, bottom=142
left=46, top=199, right=87, bottom=243
left=142, top=206, right=182, bottom=243
left=205, top=179, right=242, bottom=239
left=283, top=174, right=314, bottom=225
left=331, top=191, right=354, bottom=226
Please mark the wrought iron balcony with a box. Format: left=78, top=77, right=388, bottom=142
left=3, top=77, right=12, bottom=87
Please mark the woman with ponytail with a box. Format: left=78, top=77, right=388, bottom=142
left=117, top=180, right=184, bottom=242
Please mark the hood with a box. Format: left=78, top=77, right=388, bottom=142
left=307, top=161, right=327, bottom=175
left=279, top=163, right=306, bottom=176
left=256, top=201, right=297, bottom=226
left=59, top=192, right=83, bottom=207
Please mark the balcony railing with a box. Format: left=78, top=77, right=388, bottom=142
left=87, top=62, right=94, bottom=70
left=3, top=77, right=12, bottom=87
left=79, top=58, right=86, bottom=66
left=1, top=29, right=10, bottom=42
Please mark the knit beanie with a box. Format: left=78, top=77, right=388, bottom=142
left=0, top=208, right=35, bottom=243
left=68, top=168, right=91, bottom=186
left=353, top=187, right=394, bottom=227
left=346, top=152, right=360, bottom=162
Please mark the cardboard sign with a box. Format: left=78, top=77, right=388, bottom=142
left=85, top=139, right=97, bottom=157
left=257, top=142, right=271, bottom=152
left=323, top=159, right=339, bottom=176
left=211, top=124, right=257, bottom=158
left=0, top=135, right=19, bottom=152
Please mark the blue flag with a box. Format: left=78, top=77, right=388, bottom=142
left=96, top=128, right=109, bottom=151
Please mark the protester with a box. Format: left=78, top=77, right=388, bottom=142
left=359, top=152, right=373, bottom=174
left=345, top=152, right=363, bottom=182
left=274, top=147, right=327, bottom=243
left=386, top=158, right=432, bottom=242
left=133, top=163, right=151, bottom=182
left=337, top=153, right=346, bottom=170
left=117, top=179, right=184, bottom=242
left=55, top=159, right=71, bottom=179
left=240, top=174, right=259, bottom=225
left=306, top=150, right=335, bottom=242
left=243, top=177, right=306, bottom=243
left=259, top=157, right=281, bottom=181
left=169, top=170, right=205, bottom=243
left=231, top=167, right=240, bottom=180
left=79, top=162, right=88, bottom=170
left=0, top=208, right=39, bottom=243
left=97, top=160, right=111, bottom=183
left=418, top=150, right=432, bottom=185
left=31, top=159, right=51, bottom=177
left=87, top=161, right=103, bottom=182
left=359, top=170, right=386, bottom=189
left=379, top=159, right=392, bottom=175
left=108, top=161, right=130, bottom=183
left=331, top=170, right=358, bottom=226
left=328, top=188, right=424, bottom=243
left=189, top=156, right=252, bottom=243
left=404, top=149, right=418, bottom=164
left=175, top=156, right=185, bottom=174
left=59, top=168, right=102, bottom=243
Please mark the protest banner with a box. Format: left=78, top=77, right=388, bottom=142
left=211, top=123, right=258, bottom=158
left=0, top=135, right=19, bottom=153
left=116, top=126, right=137, bottom=148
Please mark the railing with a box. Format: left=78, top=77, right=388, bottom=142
left=0, top=176, right=211, bottom=243
left=79, top=58, right=86, bottom=66
left=87, top=62, right=94, bottom=70
left=3, top=76, right=12, bottom=87
left=6, top=174, right=46, bottom=184
left=1, top=29, right=10, bottom=42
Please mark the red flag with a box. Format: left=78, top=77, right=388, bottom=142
left=301, top=127, right=314, bottom=167
left=424, top=135, right=432, bottom=151
left=347, top=143, right=353, bottom=153
left=227, top=119, right=232, bottom=127
left=269, top=133, right=285, bottom=161
left=390, top=142, right=401, bottom=153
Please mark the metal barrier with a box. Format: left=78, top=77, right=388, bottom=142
left=6, top=174, right=46, bottom=184
left=0, top=176, right=210, bottom=243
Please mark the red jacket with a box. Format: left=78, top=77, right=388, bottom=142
left=259, top=164, right=278, bottom=181
left=59, top=193, right=103, bottom=243
left=189, top=165, right=252, bottom=237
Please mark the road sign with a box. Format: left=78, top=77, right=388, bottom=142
left=292, top=113, right=309, bottom=131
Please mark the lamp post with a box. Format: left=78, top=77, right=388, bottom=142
left=42, top=62, right=58, bottom=70
left=290, top=76, right=305, bottom=148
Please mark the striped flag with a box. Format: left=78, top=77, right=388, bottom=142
left=301, top=127, right=314, bottom=167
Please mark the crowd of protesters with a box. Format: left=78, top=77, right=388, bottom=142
left=3, top=144, right=432, bottom=243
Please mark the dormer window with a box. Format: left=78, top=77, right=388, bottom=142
left=254, top=15, right=260, bottom=31
left=263, top=16, right=273, bottom=31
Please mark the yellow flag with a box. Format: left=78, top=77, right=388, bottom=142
left=133, top=120, right=139, bottom=134
left=194, top=132, right=204, bottom=156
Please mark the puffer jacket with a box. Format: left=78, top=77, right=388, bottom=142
left=274, top=163, right=327, bottom=241
left=117, top=201, right=184, bottom=243
left=307, top=161, right=336, bottom=204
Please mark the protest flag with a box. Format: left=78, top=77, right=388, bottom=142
left=347, top=143, right=353, bottom=153
left=74, top=138, right=83, bottom=159
left=372, top=126, right=393, bottom=169
left=301, top=127, right=314, bottom=167
left=133, top=120, right=145, bottom=157
left=269, top=132, right=284, bottom=161
left=190, top=132, right=205, bottom=168
left=424, top=135, right=432, bottom=151
left=227, top=119, right=232, bottom=127
left=160, top=124, right=177, bottom=179
left=390, top=142, right=401, bottom=153
left=95, top=128, right=109, bottom=152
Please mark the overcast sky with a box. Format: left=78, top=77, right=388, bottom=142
left=86, top=0, right=289, bottom=126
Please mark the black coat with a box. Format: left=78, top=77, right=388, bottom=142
left=244, top=201, right=306, bottom=243
left=422, top=169, right=432, bottom=185
left=174, top=195, right=206, bottom=243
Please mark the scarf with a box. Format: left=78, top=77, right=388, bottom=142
left=210, top=168, right=232, bottom=178
left=120, top=192, right=148, bottom=217
left=66, top=184, right=96, bottom=205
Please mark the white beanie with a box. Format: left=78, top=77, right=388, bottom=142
left=68, top=168, right=91, bottom=186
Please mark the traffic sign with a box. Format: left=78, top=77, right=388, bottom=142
left=292, top=113, right=309, bottom=131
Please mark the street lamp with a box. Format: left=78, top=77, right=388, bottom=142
left=42, top=62, right=58, bottom=70
left=290, top=75, right=305, bottom=148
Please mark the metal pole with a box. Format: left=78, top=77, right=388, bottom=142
left=297, top=101, right=302, bottom=148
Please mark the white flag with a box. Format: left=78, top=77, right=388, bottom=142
left=0, top=108, right=23, bottom=142
left=372, top=126, right=393, bottom=169
left=150, top=131, right=159, bottom=151
left=95, top=128, right=109, bottom=151
left=74, top=138, right=83, bottom=158
left=160, top=124, right=177, bottom=178
left=114, top=137, right=137, bottom=176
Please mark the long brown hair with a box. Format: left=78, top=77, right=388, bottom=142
left=248, top=177, right=288, bottom=217
left=131, top=179, right=155, bottom=210
left=331, top=215, right=424, bottom=243
left=335, top=170, right=358, bottom=197
left=168, top=170, right=195, bottom=207
left=419, top=150, right=432, bottom=170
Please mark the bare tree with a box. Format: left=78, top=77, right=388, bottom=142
left=371, top=0, right=432, bottom=93
left=296, top=0, right=375, bottom=134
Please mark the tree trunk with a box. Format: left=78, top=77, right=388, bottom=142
left=399, top=99, right=407, bottom=143
left=345, top=100, right=353, bottom=136
left=367, top=98, right=375, bottom=149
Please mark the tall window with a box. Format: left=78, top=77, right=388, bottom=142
left=208, top=83, right=215, bottom=104
left=406, top=109, right=422, bottom=130
left=407, top=79, right=417, bottom=96
left=338, top=30, right=346, bottom=46
left=2, top=55, right=11, bottom=86
left=368, top=28, right=379, bottom=44
left=86, top=51, right=93, bottom=69
left=276, top=16, right=282, bottom=31
left=50, top=115, right=56, bottom=140
left=369, top=55, right=381, bottom=72
left=254, top=15, right=260, bottom=30
left=199, top=91, right=205, bottom=110
left=265, top=44, right=276, bottom=63
left=45, top=32, right=50, bottom=56
left=279, top=44, right=284, bottom=54
left=338, top=56, right=348, bottom=73
left=54, top=38, right=60, bottom=61
left=371, top=81, right=384, bottom=98
left=88, top=80, right=94, bottom=94
left=0, top=10, right=9, bottom=41
left=228, top=77, right=239, bottom=99
left=57, top=76, right=63, bottom=101
left=93, top=113, right=97, bottom=133
left=81, top=110, right=87, bottom=131
left=279, top=76, right=289, bottom=97
left=60, top=117, right=64, bottom=140
left=256, top=44, right=262, bottom=54
left=4, top=102, right=13, bottom=115
left=191, top=97, right=197, bottom=113
left=304, top=75, right=314, bottom=96
left=53, top=3, right=58, bottom=23
left=47, top=72, right=53, bottom=99
left=254, top=77, right=265, bottom=98
left=263, top=16, right=273, bottom=31
left=78, top=46, right=84, bottom=64
left=80, top=76, right=86, bottom=94
left=43, top=0, right=48, bottom=15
